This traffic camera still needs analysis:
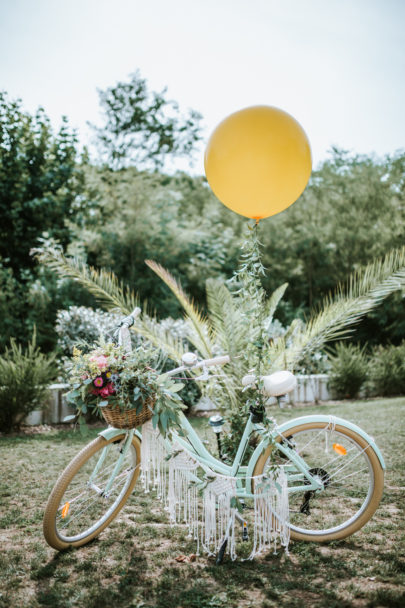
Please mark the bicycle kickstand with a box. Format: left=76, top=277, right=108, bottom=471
left=216, top=513, right=248, bottom=565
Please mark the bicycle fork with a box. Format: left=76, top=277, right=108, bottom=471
left=88, top=430, right=135, bottom=498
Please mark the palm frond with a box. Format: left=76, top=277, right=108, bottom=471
left=269, top=247, right=405, bottom=371
left=135, top=315, right=185, bottom=363
left=205, top=278, right=247, bottom=409
left=145, top=260, right=214, bottom=358
left=206, top=279, right=245, bottom=355
left=36, top=246, right=137, bottom=313
left=265, top=283, right=288, bottom=323
left=36, top=246, right=192, bottom=362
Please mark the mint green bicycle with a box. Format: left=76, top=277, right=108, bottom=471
left=43, top=312, right=385, bottom=555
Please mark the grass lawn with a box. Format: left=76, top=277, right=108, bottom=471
left=0, top=397, right=404, bottom=608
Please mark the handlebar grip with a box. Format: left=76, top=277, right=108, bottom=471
left=203, top=355, right=230, bottom=367
left=130, top=307, right=141, bottom=319
left=120, top=308, right=141, bottom=328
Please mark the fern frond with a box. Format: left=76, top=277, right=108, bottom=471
left=145, top=260, right=214, bottom=358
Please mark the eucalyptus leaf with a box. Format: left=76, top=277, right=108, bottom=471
left=169, top=383, right=184, bottom=393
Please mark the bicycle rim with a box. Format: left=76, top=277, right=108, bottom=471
left=43, top=434, right=140, bottom=548
left=254, top=421, right=384, bottom=541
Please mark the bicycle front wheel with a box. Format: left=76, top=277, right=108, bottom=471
left=253, top=420, right=384, bottom=542
left=43, top=433, right=141, bottom=550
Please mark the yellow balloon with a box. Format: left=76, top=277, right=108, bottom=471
left=204, top=106, right=312, bottom=219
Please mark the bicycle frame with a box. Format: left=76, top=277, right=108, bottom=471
left=98, top=318, right=385, bottom=503
left=98, top=412, right=340, bottom=500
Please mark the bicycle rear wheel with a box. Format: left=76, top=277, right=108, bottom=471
left=253, top=420, right=384, bottom=542
left=43, top=433, right=141, bottom=550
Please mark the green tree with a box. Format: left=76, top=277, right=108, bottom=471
left=90, top=71, right=202, bottom=170
left=0, top=92, right=88, bottom=349
left=259, top=148, right=405, bottom=342
left=75, top=166, right=240, bottom=317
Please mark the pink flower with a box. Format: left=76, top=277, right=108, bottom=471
left=94, top=377, right=103, bottom=387
left=90, top=355, right=109, bottom=370
left=107, top=383, right=115, bottom=395
left=100, top=387, right=110, bottom=398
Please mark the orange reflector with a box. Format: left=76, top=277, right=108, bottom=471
left=61, top=502, right=70, bottom=518
left=333, top=443, right=347, bottom=456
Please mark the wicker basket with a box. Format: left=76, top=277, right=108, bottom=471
left=101, top=397, right=155, bottom=429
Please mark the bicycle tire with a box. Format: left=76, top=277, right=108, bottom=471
left=43, top=433, right=141, bottom=550
left=253, top=420, right=384, bottom=542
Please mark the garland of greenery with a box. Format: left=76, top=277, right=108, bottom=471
left=222, top=221, right=277, bottom=463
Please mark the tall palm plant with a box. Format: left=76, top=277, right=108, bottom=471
left=36, top=235, right=405, bottom=425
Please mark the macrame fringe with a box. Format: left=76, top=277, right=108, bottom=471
left=201, top=475, right=237, bottom=560
left=247, top=468, right=290, bottom=559
left=140, top=425, right=290, bottom=560
left=140, top=420, right=167, bottom=502
left=167, top=449, right=200, bottom=552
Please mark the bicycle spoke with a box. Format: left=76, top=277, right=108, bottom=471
left=269, top=425, right=376, bottom=535
left=49, top=436, right=139, bottom=542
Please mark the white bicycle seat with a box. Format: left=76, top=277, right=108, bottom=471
left=262, top=371, right=297, bottom=397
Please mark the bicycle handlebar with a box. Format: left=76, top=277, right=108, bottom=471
left=195, top=355, right=230, bottom=368
left=119, top=308, right=141, bottom=328
left=164, top=354, right=230, bottom=378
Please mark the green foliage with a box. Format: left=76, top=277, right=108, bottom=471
left=70, top=148, right=405, bottom=345
left=0, top=260, right=26, bottom=352
left=0, top=92, right=84, bottom=276
left=260, top=149, right=405, bottom=342
left=80, top=166, right=239, bottom=317
left=0, top=331, right=57, bottom=433
left=66, top=341, right=186, bottom=436
left=55, top=306, right=122, bottom=357
left=0, top=92, right=87, bottom=350
left=38, top=223, right=405, bottom=457
left=328, top=343, right=368, bottom=399
left=91, top=71, right=202, bottom=170
left=368, top=342, right=405, bottom=397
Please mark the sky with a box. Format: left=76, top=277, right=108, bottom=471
left=0, top=0, right=404, bottom=173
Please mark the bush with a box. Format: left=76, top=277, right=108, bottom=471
left=55, top=307, right=202, bottom=410
left=368, top=342, right=405, bottom=396
left=0, top=332, right=57, bottom=433
left=55, top=306, right=122, bottom=357
left=328, top=343, right=368, bottom=399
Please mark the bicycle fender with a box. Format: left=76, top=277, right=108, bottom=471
left=98, top=427, right=142, bottom=442
left=246, top=414, right=386, bottom=494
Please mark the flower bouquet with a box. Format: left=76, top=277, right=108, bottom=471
left=65, top=341, right=186, bottom=434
